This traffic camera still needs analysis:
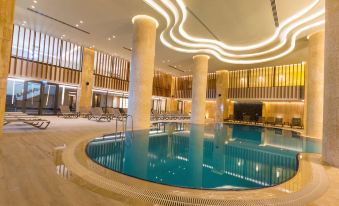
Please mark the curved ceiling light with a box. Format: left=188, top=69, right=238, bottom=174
left=175, top=0, right=321, bottom=51
left=144, top=0, right=325, bottom=64
left=164, top=0, right=324, bottom=58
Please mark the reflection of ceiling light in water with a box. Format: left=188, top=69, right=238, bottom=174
left=256, top=164, right=259, bottom=172
left=276, top=168, right=282, bottom=178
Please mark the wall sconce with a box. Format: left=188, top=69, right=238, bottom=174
left=86, top=82, right=89, bottom=86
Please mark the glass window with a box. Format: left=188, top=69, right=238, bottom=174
left=11, top=25, right=19, bottom=56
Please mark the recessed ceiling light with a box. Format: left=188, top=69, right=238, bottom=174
left=31, top=5, right=35, bottom=9
left=167, top=60, right=170, bottom=62
left=112, top=35, right=116, bottom=38
left=23, top=21, right=27, bottom=24
left=62, top=34, right=66, bottom=37
left=80, top=20, right=84, bottom=24
left=33, top=0, right=38, bottom=3
left=75, top=24, right=79, bottom=27
left=162, top=60, right=165, bottom=63
left=108, top=37, right=111, bottom=41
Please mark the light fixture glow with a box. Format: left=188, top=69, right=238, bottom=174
left=144, top=0, right=325, bottom=64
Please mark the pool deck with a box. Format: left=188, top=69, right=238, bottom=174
left=0, top=116, right=338, bottom=206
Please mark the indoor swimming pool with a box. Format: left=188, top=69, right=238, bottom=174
left=86, top=123, right=321, bottom=190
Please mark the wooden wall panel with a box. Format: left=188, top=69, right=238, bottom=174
left=8, top=57, right=80, bottom=84
left=173, top=73, right=217, bottom=99
left=228, top=63, right=305, bottom=100
left=152, top=71, right=172, bottom=97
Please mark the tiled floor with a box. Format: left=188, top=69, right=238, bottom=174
left=0, top=116, right=338, bottom=206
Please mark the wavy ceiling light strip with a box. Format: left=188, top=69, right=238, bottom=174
left=163, top=0, right=324, bottom=58
left=163, top=20, right=324, bottom=64
left=176, top=0, right=321, bottom=51
left=145, top=0, right=324, bottom=64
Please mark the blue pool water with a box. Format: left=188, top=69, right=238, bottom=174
left=86, top=123, right=321, bottom=190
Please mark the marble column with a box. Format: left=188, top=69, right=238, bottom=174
left=0, top=0, right=15, bottom=132
left=191, top=55, right=209, bottom=124
left=305, top=31, right=324, bottom=139
left=216, top=70, right=229, bottom=122
left=127, top=15, right=157, bottom=130
left=323, top=0, right=339, bottom=167
left=77, top=48, right=95, bottom=113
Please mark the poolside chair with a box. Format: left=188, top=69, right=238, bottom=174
left=151, top=110, right=165, bottom=121
left=265, top=116, right=275, bottom=125
left=243, top=115, right=251, bottom=123
left=88, top=107, right=111, bottom=122
left=226, top=114, right=234, bottom=122
left=106, top=107, right=115, bottom=119
left=119, top=108, right=128, bottom=117
left=78, top=108, right=91, bottom=118
left=4, top=112, right=50, bottom=129
left=291, top=117, right=303, bottom=129
left=274, top=117, right=284, bottom=127
left=256, top=116, right=265, bottom=125
left=57, top=105, right=78, bottom=118
left=113, top=108, right=127, bottom=121
left=182, top=112, right=191, bottom=120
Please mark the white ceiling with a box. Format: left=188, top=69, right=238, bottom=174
left=14, top=0, right=324, bottom=76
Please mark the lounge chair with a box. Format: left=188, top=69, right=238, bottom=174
left=265, top=116, right=275, bottom=125
left=243, top=115, right=251, bottom=123
left=120, top=108, right=128, bottom=117
left=88, top=107, right=111, bottom=122
left=57, top=105, right=78, bottom=118
left=274, top=117, right=284, bottom=126
left=226, top=114, right=234, bottom=122
left=106, top=107, right=115, bottom=119
left=182, top=112, right=191, bottom=120
left=256, top=116, right=265, bottom=125
left=113, top=108, right=127, bottom=121
left=151, top=110, right=164, bottom=121
left=4, top=112, right=50, bottom=129
left=291, top=117, right=303, bottom=128
left=78, top=108, right=91, bottom=118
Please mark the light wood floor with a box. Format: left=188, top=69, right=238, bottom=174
left=0, top=116, right=338, bottom=206
left=0, top=117, right=131, bottom=206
